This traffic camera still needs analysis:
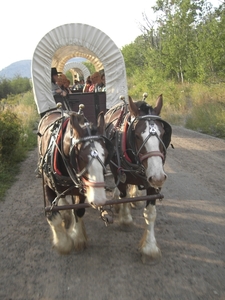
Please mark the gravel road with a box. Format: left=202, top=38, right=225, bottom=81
left=0, top=126, right=224, bottom=300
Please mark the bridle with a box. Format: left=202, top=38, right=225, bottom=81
left=69, top=124, right=108, bottom=189
left=127, top=115, right=168, bottom=165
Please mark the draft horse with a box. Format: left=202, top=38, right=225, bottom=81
left=104, top=95, right=172, bottom=261
left=37, top=109, right=111, bottom=254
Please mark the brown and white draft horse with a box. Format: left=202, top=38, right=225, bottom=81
left=37, top=109, right=111, bottom=254
left=104, top=95, right=172, bottom=262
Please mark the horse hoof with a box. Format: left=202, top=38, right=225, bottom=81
left=141, top=253, right=162, bottom=265
left=53, top=239, right=74, bottom=255
left=74, top=240, right=87, bottom=252
left=119, top=212, right=133, bottom=225
left=140, top=247, right=162, bottom=264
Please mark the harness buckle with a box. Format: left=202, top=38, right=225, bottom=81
left=91, top=149, right=98, bottom=158
left=149, top=123, right=157, bottom=134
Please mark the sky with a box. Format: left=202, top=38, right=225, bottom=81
left=0, top=0, right=222, bottom=71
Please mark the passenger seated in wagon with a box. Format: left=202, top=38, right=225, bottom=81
left=96, top=73, right=106, bottom=92
left=83, top=76, right=92, bottom=92
left=88, top=72, right=101, bottom=92
left=51, top=68, right=67, bottom=97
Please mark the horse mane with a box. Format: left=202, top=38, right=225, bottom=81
left=82, top=122, right=98, bottom=135
left=134, top=100, right=153, bottom=115
left=69, top=112, right=98, bottom=135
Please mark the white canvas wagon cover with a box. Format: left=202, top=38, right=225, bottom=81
left=31, top=23, right=128, bottom=114
left=63, top=62, right=90, bottom=81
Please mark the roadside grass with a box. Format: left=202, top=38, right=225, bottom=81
left=186, top=101, right=225, bottom=138
left=0, top=91, right=39, bottom=201
left=128, top=78, right=225, bottom=139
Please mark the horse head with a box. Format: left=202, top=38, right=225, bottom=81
left=67, top=111, right=109, bottom=206
left=127, top=94, right=171, bottom=189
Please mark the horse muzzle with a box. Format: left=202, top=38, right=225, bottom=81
left=82, top=177, right=107, bottom=206
left=148, top=173, right=167, bottom=189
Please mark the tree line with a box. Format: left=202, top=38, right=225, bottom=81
left=122, top=0, right=225, bottom=84
left=0, top=76, right=31, bottom=100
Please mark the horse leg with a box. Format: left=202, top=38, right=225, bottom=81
left=139, top=199, right=161, bottom=263
left=68, top=195, right=87, bottom=251
left=112, top=187, right=120, bottom=213
left=113, top=185, right=133, bottom=225
left=128, top=185, right=145, bottom=209
left=58, top=196, right=73, bottom=229
left=45, top=188, right=74, bottom=254
left=47, top=210, right=74, bottom=254
left=118, top=203, right=133, bottom=225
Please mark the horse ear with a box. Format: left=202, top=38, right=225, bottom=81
left=128, top=96, right=139, bottom=117
left=70, top=113, right=84, bottom=138
left=97, top=111, right=105, bottom=135
left=153, top=94, right=163, bottom=116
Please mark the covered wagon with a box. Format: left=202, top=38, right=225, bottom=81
left=31, top=23, right=128, bottom=123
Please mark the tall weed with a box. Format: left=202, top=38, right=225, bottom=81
left=0, top=91, right=39, bottom=200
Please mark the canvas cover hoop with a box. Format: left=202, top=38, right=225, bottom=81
left=31, top=23, right=128, bottom=114
left=63, top=62, right=90, bottom=81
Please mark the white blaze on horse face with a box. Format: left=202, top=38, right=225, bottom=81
left=142, top=121, right=167, bottom=188
left=84, top=141, right=107, bottom=206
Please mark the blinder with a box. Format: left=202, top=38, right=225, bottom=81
left=101, top=136, right=115, bottom=166
left=159, top=119, right=172, bottom=149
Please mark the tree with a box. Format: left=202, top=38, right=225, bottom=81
left=122, top=37, right=149, bottom=77
left=136, top=0, right=224, bottom=83
left=195, top=2, right=225, bottom=82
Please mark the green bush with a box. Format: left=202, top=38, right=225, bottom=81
left=0, top=76, right=31, bottom=100
left=0, top=91, right=39, bottom=200
left=0, top=110, right=22, bottom=161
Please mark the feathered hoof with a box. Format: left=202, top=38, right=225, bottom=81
left=74, top=239, right=87, bottom=252
left=53, top=236, right=74, bottom=255
left=119, top=211, right=133, bottom=226
left=140, top=246, right=162, bottom=264
left=119, top=216, right=133, bottom=226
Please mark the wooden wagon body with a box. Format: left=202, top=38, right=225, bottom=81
left=54, top=92, right=107, bottom=125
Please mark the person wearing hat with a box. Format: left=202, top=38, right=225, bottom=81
left=51, top=67, right=67, bottom=97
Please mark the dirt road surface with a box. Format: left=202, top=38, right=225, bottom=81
left=0, top=126, right=224, bottom=300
